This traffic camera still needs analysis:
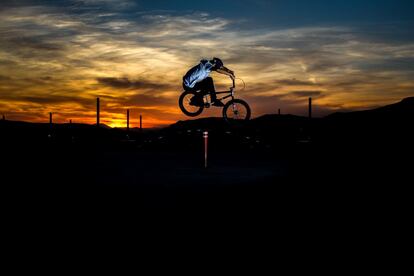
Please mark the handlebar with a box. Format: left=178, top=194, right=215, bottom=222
left=229, top=74, right=245, bottom=92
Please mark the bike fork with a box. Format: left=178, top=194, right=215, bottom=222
left=230, top=96, right=239, bottom=116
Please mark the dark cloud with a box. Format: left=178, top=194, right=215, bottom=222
left=126, top=93, right=175, bottom=107
left=0, top=75, right=11, bottom=81
left=8, top=36, right=65, bottom=51
left=18, top=95, right=84, bottom=104
left=289, top=91, right=324, bottom=98
left=306, top=58, right=349, bottom=73
left=96, top=92, right=175, bottom=107
left=0, top=93, right=95, bottom=109
left=276, top=79, right=318, bottom=86
left=357, top=57, right=414, bottom=73
left=328, top=74, right=397, bottom=90
left=96, top=77, right=172, bottom=90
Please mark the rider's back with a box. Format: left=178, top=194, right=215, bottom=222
left=183, top=59, right=214, bottom=89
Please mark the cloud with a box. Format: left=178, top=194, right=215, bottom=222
left=275, top=79, right=318, bottom=86
left=288, top=91, right=324, bottom=98
left=96, top=77, right=172, bottom=90
left=8, top=36, right=65, bottom=51
left=1, top=2, right=414, bottom=125
left=0, top=75, right=11, bottom=80
left=73, top=0, right=137, bottom=10
left=18, top=95, right=84, bottom=104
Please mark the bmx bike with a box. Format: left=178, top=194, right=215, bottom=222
left=178, top=76, right=251, bottom=121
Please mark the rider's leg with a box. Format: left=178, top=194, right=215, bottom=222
left=188, top=78, right=222, bottom=105
left=203, top=77, right=224, bottom=106
left=203, top=77, right=217, bottom=102
left=186, top=82, right=203, bottom=106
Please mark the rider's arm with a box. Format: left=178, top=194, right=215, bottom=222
left=216, top=66, right=235, bottom=78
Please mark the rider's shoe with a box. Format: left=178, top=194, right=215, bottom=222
left=212, top=100, right=224, bottom=107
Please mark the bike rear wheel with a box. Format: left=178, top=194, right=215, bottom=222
left=179, top=90, right=204, bottom=117
left=223, top=99, right=251, bottom=121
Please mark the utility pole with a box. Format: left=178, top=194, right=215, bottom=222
left=126, top=109, right=130, bottom=131
left=48, top=112, right=53, bottom=139
left=308, top=97, right=312, bottom=119
left=96, top=97, right=100, bottom=127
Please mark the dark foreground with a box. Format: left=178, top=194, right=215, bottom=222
left=1, top=99, right=413, bottom=235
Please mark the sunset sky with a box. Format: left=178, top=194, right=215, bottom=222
left=1, top=0, right=414, bottom=127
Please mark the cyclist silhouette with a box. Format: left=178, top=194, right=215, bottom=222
left=182, top=57, right=234, bottom=106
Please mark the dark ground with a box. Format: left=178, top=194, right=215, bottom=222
left=1, top=99, right=413, bottom=240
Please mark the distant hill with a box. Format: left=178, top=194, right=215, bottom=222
left=167, top=97, right=414, bottom=131
left=325, top=97, right=414, bottom=120
left=94, top=123, right=112, bottom=129
left=317, top=97, right=414, bottom=144
left=166, top=114, right=310, bottom=131
left=2, top=97, right=413, bottom=139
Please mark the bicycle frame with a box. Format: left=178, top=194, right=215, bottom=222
left=213, top=77, right=235, bottom=102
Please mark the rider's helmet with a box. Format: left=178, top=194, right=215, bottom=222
left=211, top=57, right=224, bottom=70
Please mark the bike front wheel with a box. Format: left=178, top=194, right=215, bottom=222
left=179, top=91, right=204, bottom=117
left=222, top=99, right=251, bottom=121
